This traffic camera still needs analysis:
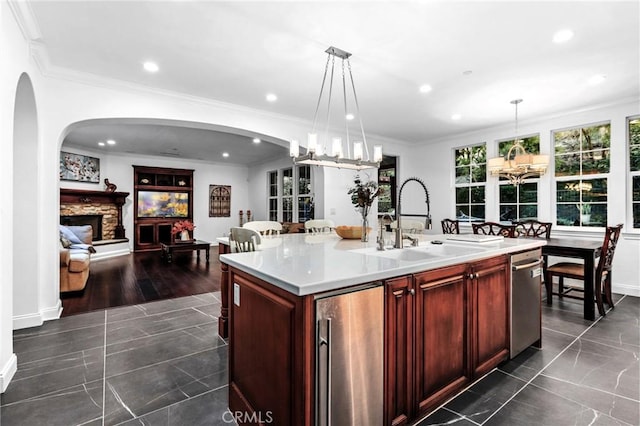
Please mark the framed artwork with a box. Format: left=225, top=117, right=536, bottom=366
left=60, top=151, right=100, bottom=183
left=209, top=184, right=231, bottom=217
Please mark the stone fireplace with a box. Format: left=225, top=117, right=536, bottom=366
left=60, top=188, right=129, bottom=240
left=60, top=214, right=104, bottom=241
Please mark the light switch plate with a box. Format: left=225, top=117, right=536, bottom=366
left=234, top=283, right=240, bottom=306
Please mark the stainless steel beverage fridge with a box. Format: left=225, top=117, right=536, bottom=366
left=315, top=283, right=384, bottom=426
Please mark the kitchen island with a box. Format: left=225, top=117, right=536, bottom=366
left=219, top=232, right=545, bottom=425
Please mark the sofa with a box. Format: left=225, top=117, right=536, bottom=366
left=59, top=225, right=95, bottom=293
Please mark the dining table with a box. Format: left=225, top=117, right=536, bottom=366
left=542, top=237, right=603, bottom=321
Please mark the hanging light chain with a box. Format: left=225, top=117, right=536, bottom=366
left=347, top=58, right=369, bottom=161
left=311, top=54, right=331, bottom=134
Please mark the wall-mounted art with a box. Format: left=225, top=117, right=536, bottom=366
left=60, top=151, right=100, bottom=183
left=209, top=184, right=231, bottom=217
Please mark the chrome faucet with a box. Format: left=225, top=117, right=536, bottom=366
left=377, top=214, right=394, bottom=250
left=394, top=177, right=432, bottom=249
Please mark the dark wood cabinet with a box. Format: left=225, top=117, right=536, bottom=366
left=385, top=255, right=509, bottom=424
left=133, top=166, right=194, bottom=252
left=469, top=255, right=510, bottom=377
left=414, top=263, right=470, bottom=416
left=385, top=275, right=414, bottom=426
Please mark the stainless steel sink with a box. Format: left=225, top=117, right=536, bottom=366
left=350, top=243, right=484, bottom=262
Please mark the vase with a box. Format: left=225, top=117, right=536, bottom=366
left=180, top=230, right=190, bottom=241
left=580, top=214, right=591, bottom=224
left=361, top=217, right=369, bottom=242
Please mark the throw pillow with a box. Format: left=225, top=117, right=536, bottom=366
left=59, top=225, right=83, bottom=244
left=60, top=237, right=72, bottom=248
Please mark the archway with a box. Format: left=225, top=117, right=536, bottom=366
left=12, top=74, right=40, bottom=323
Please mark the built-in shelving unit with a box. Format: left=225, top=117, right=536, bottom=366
left=133, top=165, right=194, bottom=252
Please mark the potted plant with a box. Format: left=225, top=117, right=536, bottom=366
left=576, top=203, right=591, bottom=224
left=171, top=219, right=195, bottom=242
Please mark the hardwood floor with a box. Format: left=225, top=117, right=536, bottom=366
left=61, top=246, right=221, bottom=316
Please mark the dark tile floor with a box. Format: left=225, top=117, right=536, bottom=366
left=1, top=292, right=638, bottom=425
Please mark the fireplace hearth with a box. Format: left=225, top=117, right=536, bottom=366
left=60, top=215, right=103, bottom=241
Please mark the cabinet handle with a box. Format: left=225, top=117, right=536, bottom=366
left=407, top=288, right=415, bottom=296
left=467, top=273, right=476, bottom=279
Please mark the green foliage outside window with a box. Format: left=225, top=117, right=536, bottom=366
left=554, top=123, right=610, bottom=176
left=455, top=144, right=486, bottom=221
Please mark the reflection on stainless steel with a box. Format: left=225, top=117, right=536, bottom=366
left=316, top=284, right=383, bottom=426
left=510, top=248, right=543, bottom=358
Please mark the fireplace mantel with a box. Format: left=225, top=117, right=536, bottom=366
left=60, top=188, right=129, bottom=205
left=60, top=188, right=130, bottom=239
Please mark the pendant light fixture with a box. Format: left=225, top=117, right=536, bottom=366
left=487, top=99, right=549, bottom=185
left=289, top=46, right=382, bottom=170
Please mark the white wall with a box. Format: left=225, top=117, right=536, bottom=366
left=411, top=100, right=640, bottom=296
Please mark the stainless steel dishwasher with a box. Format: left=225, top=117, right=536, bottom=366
left=316, top=282, right=383, bottom=426
left=510, top=248, right=543, bottom=358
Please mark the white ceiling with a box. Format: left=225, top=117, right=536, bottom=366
left=22, top=1, right=640, bottom=164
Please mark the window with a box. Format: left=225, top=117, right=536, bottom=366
left=554, top=122, right=610, bottom=227
left=498, top=135, right=540, bottom=222
left=268, top=166, right=313, bottom=223
left=282, top=168, right=293, bottom=223
left=629, top=116, right=640, bottom=228
left=297, top=165, right=313, bottom=222
left=454, top=143, right=486, bottom=222
left=268, top=171, right=278, bottom=221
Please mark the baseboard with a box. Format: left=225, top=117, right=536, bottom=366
left=41, top=299, right=63, bottom=322
left=13, top=299, right=63, bottom=330
left=92, top=245, right=131, bottom=261
left=13, top=311, right=43, bottom=330
left=0, top=353, right=17, bottom=392
left=613, top=282, right=640, bottom=297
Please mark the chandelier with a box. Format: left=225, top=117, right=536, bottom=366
left=289, top=46, right=382, bottom=170
left=487, top=99, right=549, bottom=185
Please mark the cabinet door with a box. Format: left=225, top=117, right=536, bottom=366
left=470, top=255, right=509, bottom=377
left=413, top=264, right=469, bottom=416
left=385, top=276, right=413, bottom=426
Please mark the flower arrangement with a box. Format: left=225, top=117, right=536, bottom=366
left=347, top=174, right=383, bottom=242
left=171, top=219, right=195, bottom=236
left=348, top=174, right=383, bottom=215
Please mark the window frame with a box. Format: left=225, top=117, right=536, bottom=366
left=628, top=115, right=640, bottom=230
left=267, top=165, right=313, bottom=223
left=453, top=142, right=487, bottom=224
left=496, top=134, right=541, bottom=222
left=552, top=121, right=611, bottom=229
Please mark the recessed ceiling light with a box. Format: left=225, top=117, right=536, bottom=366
left=222, top=152, right=230, bottom=158
left=419, top=84, right=432, bottom=94
left=143, top=61, right=159, bottom=73
left=106, top=139, right=116, bottom=145
left=98, top=141, right=105, bottom=146
left=588, top=74, right=607, bottom=85
left=451, top=114, right=462, bottom=121
left=252, top=138, right=261, bottom=144
left=266, top=93, right=277, bottom=102
left=553, top=29, right=574, bottom=44
left=462, top=70, right=473, bottom=76
left=346, top=113, right=355, bottom=120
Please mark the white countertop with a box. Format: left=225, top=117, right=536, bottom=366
left=218, top=232, right=545, bottom=296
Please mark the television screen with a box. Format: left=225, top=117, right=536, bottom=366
left=137, top=191, right=189, bottom=218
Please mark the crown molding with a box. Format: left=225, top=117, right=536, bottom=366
left=7, top=0, right=42, bottom=41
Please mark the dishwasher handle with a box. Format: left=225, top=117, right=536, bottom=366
left=512, top=258, right=543, bottom=271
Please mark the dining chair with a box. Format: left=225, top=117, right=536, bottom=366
left=514, top=220, right=552, bottom=239
left=471, top=222, right=516, bottom=238
left=545, top=224, right=623, bottom=316
left=390, top=219, right=425, bottom=234
left=441, top=218, right=460, bottom=234
left=304, top=219, right=335, bottom=234
left=242, top=220, right=283, bottom=235
left=229, top=227, right=261, bottom=253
